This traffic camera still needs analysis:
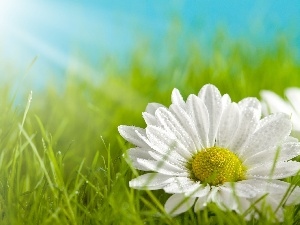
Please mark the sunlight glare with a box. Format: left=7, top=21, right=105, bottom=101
left=0, top=0, right=16, bottom=28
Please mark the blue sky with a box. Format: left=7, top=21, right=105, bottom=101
left=0, top=0, right=300, bottom=82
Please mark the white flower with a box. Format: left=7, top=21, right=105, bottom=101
left=118, top=84, right=300, bottom=221
left=261, top=87, right=300, bottom=135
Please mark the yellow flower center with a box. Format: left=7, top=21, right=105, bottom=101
left=191, top=147, right=245, bottom=186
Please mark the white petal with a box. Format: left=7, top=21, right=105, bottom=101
left=127, top=147, right=151, bottom=160
left=145, top=125, right=192, bottom=159
left=171, top=88, right=185, bottom=109
left=145, top=125, right=177, bottom=152
left=129, top=173, right=174, bottom=190
left=238, top=97, right=261, bottom=116
left=142, top=112, right=158, bottom=126
left=163, top=177, right=195, bottom=193
left=136, top=158, right=189, bottom=176
left=118, top=125, right=149, bottom=148
left=185, top=184, right=210, bottom=198
left=207, top=187, right=226, bottom=210
left=222, top=182, right=257, bottom=198
left=145, top=103, right=165, bottom=115
left=217, top=187, right=239, bottom=211
left=126, top=147, right=153, bottom=171
left=266, top=196, right=284, bottom=222
left=261, top=89, right=300, bottom=131
left=255, top=112, right=290, bottom=133
left=198, top=84, right=223, bottom=147
left=148, top=150, right=187, bottom=166
left=194, top=186, right=224, bottom=212
left=285, top=136, right=298, bottom=142
left=239, top=179, right=291, bottom=194
left=246, top=161, right=300, bottom=179
left=243, top=145, right=277, bottom=166
left=163, top=177, right=206, bottom=194
left=260, top=90, right=293, bottom=115
left=287, top=117, right=300, bottom=132
left=194, top=195, right=208, bottom=211
left=229, top=108, right=259, bottom=155
left=285, top=185, right=300, bottom=205
left=220, top=98, right=261, bottom=154
left=252, top=194, right=284, bottom=222
left=285, top=87, right=300, bottom=115
left=261, top=101, right=269, bottom=117
left=285, top=88, right=300, bottom=131
left=208, top=184, right=256, bottom=213
left=169, top=104, right=202, bottom=151
left=241, top=179, right=300, bottom=220
left=206, top=186, right=219, bottom=202
left=217, top=103, right=241, bottom=148
left=244, top=142, right=300, bottom=166
left=236, top=197, right=252, bottom=215
left=164, top=194, right=196, bottom=216
left=193, top=185, right=253, bottom=218
left=241, top=113, right=292, bottom=159
left=155, top=107, right=195, bottom=156
left=186, top=95, right=210, bottom=148
left=221, top=94, right=231, bottom=108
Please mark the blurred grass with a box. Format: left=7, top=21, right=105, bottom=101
left=0, top=31, right=300, bottom=224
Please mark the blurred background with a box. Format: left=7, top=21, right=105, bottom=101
left=1, top=0, right=300, bottom=89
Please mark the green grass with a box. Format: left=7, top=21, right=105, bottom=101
left=1, top=32, right=300, bottom=224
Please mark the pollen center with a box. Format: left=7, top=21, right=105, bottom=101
left=191, top=146, right=245, bottom=186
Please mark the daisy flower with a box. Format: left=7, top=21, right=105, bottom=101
left=118, top=84, right=300, bottom=220
left=261, top=87, right=300, bottom=135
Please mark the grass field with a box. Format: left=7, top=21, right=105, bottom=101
left=1, top=33, right=300, bottom=224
